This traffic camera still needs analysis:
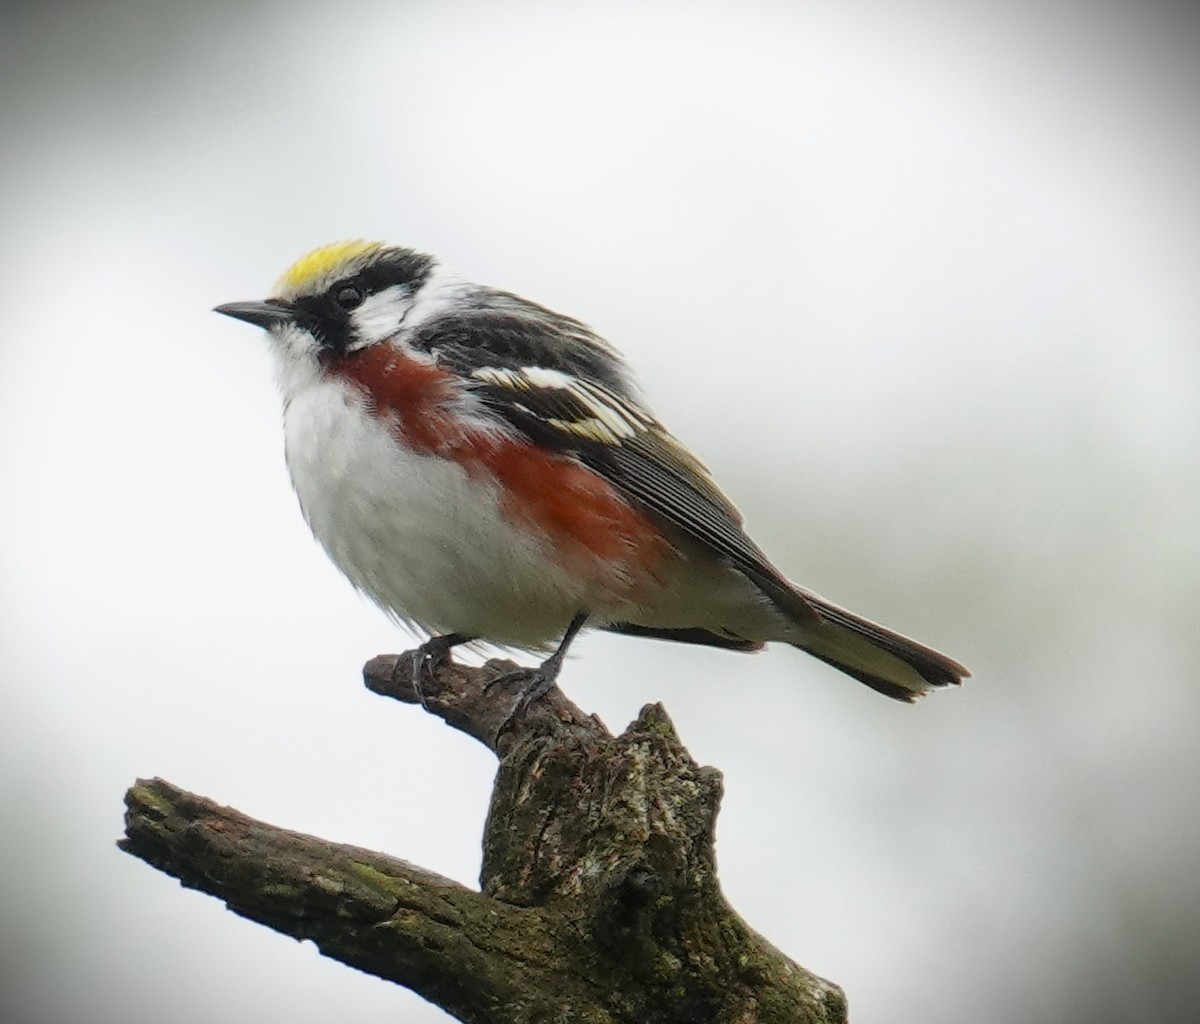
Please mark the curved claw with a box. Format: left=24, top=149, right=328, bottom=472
left=406, top=632, right=472, bottom=708
left=487, top=612, right=588, bottom=732
left=485, top=663, right=559, bottom=709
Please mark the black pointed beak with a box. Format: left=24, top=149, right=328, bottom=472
left=213, top=300, right=294, bottom=329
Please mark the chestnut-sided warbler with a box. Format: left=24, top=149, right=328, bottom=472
left=215, top=241, right=968, bottom=704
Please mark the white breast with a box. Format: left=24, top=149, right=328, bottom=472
left=281, top=373, right=605, bottom=648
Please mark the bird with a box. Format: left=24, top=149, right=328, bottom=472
left=215, top=240, right=968, bottom=706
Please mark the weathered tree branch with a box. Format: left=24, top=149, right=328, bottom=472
left=121, top=654, right=847, bottom=1023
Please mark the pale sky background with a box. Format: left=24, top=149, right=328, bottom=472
left=2, top=1, right=1198, bottom=1023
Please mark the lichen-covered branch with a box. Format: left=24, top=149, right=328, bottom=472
left=121, top=654, right=847, bottom=1024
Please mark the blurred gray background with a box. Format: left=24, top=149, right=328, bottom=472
left=2, top=1, right=1197, bottom=1022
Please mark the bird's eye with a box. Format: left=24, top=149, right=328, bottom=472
left=332, top=284, right=365, bottom=310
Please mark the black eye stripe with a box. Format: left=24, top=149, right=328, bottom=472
left=291, top=247, right=436, bottom=354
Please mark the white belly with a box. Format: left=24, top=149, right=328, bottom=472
left=282, top=375, right=607, bottom=648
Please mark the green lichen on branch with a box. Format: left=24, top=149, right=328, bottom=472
left=120, top=654, right=846, bottom=1024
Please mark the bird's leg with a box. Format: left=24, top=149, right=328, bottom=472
left=488, top=613, right=589, bottom=718
left=406, top=632, right=473, bottom=708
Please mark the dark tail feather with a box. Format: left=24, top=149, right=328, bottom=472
left=788, top=588, right=969, bottom=701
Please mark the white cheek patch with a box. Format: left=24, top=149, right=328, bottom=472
left=394, top=264, right=470, bottom=335
left=348, top=285, right=416, bottom=347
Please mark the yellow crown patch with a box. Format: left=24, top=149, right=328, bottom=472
left=275, top=240, right=384, bottom=296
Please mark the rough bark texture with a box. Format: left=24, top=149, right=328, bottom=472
left=120, top=653, right=847, bottom=1024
